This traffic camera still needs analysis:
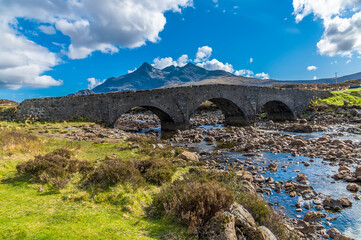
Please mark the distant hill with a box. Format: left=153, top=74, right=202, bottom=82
left=269, top=71, right=361, bottom=85
left=69, top=62, right=361, bottom=95
left=91, top=62, right=269, bottom=93
left=68, top=89, right=95, bottom=96
left=0, top=99, right=18, bottom=106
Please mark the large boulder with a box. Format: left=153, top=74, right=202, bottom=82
left=346, top=183, right=359, bottom=192
left=295, top=173, right=308, bottom=184
left=289, top=139, right=306, bottom=147
left=236, top=171, right=254, bottom=182
left=334, top=234, right=355, bottom=240
left=296, top=220, right=315, bottom=234
left=201, top=211, right=237, bottom=240
left=230, top=203, right=257, bottom=230
left=327, top=228, right=341, bottom=238
left=178, top=150, right=199, bottom=162
left=256, top=226, right=278, bottom=240
left=323, top=197, right=352, bottom=211
left=304, top=211, right=326, bottom=222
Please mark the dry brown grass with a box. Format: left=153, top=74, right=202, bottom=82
left=0, top=129, right=43, bottom=154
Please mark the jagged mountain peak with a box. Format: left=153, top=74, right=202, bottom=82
left=91, top=62, right=257, bottom=93
left=69, top=61, right=361, bottom=95
left=162, top=65, right=177, bottom=72
left=133, top=62, right=156, bottom=74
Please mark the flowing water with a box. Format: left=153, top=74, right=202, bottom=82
left=124, top=118, right=361, bottom=239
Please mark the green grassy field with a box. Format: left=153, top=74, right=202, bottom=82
left=0, top=122, right=190, bottom=240
left=318, top=87, right=361, bottom=106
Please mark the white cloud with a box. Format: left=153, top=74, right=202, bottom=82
left=194, top=46, right=234, bottom=73
left=39, top=25, right=56, bottom=35
left=152, top=57, right=177, bottom=69
left=152, top=54, right=189, bottom=69
left=293, top=0, right=361, bottom=56
left=177, top=54, right=189, bottom=67
left=346, top=59, right=352, bottom=64
left=196, top=59, right=234, bottom=73
left=0, top=0, right=192, bottom=89
left=87, top=78, right=105, bottom=89
left=150, top=46, right=269, bottom=78
left=313, top=76, right=318, bottom=80
left=0, top=20, right=62, bottom=89
left=234, top=69, right=270, bottom=79
left=307, top=65, right=318, bottom=71
left=255, top=72, right=270, bottom=79
left=249, top=57, right=254, bottom=63
left=293, top=0, right=360, bottom=22
left=195, top=46, right=212, bottom=63
left=234, top=69, right=254, bottom=77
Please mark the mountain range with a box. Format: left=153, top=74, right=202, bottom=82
left=69, top=62, right=361, bottom=95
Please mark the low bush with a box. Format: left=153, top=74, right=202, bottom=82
left=237, top=192, right=271, bottom=225
left=84, top=158, right=144, bottom=189
left=16, top=148, right=92, bottom=189
left=161, top=167, right=297, bottom=240
left=152, top=179, right=234, bottom=235
left=135, top=159, right=176, bottom=185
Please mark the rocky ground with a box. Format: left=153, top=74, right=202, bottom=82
left=19, top=106, right=361, bottom=240
left=112, top=107, right=361, bottom=240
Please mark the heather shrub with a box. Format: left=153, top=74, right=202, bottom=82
left=237, top=192, right=271, bottom=224
left=16, top=148, right=92, bottom=189
left=135, top=159, right=176, bottom=185
left=85, top=159, right=144, bottom=189
left=152, top=180, right=234, bottom=234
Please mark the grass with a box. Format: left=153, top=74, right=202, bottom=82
left=0, top=121, right=191, bottom=239
left=0, top=121, right=296, bottom=239
left=318, top=87, right=361, bottom=106
left=0, top=106, right=16, bottom=111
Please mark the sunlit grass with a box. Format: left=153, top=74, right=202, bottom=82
left=318, top=88, right=361, bottom=106
left=0, top=121, right=191, bottom=239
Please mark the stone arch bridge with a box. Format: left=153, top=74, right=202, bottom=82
left=16, top=85, right=331, bottom=131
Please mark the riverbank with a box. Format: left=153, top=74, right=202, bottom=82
left=106, top=103, right=360, bottom=239
left=1, top=89, right=360, bottom=239
left=0, top=121, right=299, bottom=240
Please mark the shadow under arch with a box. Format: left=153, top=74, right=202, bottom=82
left=193, top=98, right=249, bottom=126
left=261, top=100, right=296, bottom=122
left=116, top=105, right=177, bottom=131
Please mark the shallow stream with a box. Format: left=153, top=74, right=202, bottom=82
left=130, top=121, right=361, bottom=239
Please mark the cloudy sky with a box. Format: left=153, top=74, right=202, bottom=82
left=1, top=0, right=361, bottom=101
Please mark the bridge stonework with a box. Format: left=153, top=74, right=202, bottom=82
left=16, top=85, right=331, bottom=131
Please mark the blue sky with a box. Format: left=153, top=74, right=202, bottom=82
left=0, top=0, right=361, bottom=102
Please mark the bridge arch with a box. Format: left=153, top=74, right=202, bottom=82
left=260, top=100, right=296, bottom=122
left=190, top=97, right=249, bottom=126
left=113, top=105, right=177, bottom=131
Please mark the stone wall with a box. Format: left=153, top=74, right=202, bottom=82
left=0, top=107, right=17, bottom=122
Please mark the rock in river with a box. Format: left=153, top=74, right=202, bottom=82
left=178, top=150, right=199, bottom=162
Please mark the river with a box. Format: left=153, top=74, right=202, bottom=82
left=117, top=112, right=361, bottom=239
